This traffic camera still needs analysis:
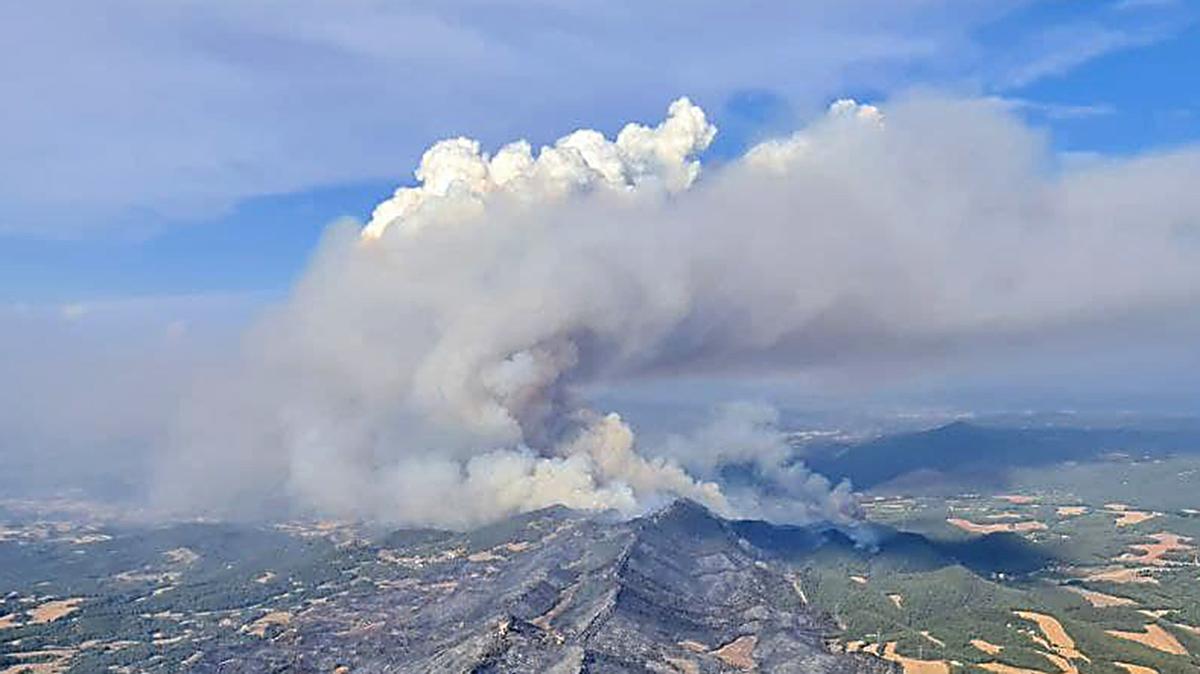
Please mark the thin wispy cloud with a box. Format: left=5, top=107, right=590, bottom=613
left=1112, top=0, right=1181, bottom=11
left=988, top=96, right=1116, bottom=120
left=994, top=24, right=1167, bottom=90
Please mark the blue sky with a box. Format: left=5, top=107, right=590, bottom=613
left=1, top=0, right=1197, bottom=305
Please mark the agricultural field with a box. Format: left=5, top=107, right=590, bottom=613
left=788, top=455, right=1200, bottom=674
left=0, top=499, right=364, bottom=673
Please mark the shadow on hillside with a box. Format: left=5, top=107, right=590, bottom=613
left=731, top=519, right=1057, bottom=578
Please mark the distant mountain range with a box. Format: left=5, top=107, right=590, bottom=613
left=805, top=420, right=1200, bottom=491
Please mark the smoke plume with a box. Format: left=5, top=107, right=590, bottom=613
left=156, top=94, right=1200, bottom=529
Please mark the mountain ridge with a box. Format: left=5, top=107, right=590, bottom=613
left=193, top=500, right=897, bottom=673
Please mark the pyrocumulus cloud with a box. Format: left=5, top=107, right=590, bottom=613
left=156, top=94, right=1200, bottom=529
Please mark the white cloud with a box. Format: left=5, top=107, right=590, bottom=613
left=0, top=0, right=1074, bottom=236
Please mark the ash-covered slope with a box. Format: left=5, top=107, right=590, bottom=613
left=198, top=502, right=893, bottom=673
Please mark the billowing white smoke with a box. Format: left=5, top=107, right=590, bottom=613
left=361, top=97, right=716, bottom=239
left=157, top=94, right=1200, bottom=529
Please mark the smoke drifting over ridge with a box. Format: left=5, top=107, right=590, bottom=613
left=157, top=95, right=1200, bottom=529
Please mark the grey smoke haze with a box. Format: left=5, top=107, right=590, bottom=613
left=0, top=295, right=255, bottom=499
left=136, top=93, right=1200, bottom=528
